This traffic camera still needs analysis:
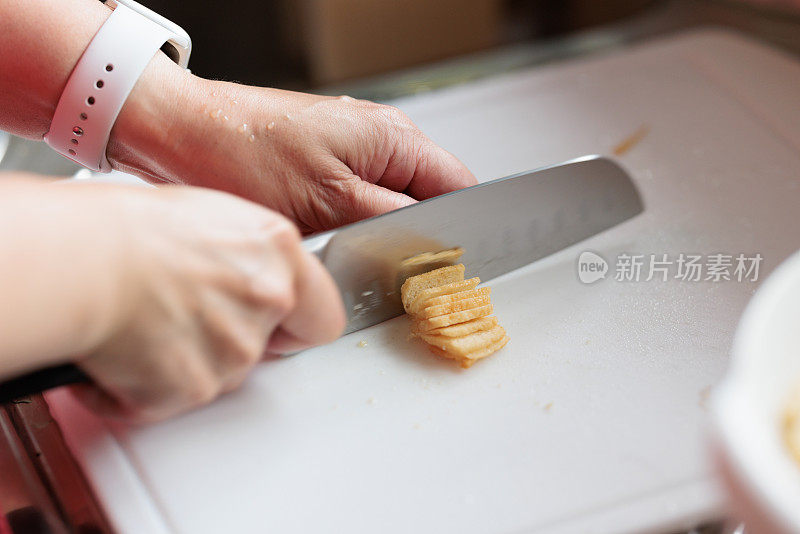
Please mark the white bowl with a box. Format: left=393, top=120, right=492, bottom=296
left=712, top=250, right=800, bottom=533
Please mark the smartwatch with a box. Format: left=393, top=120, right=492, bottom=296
left=44, top=0, right=191, bottom=172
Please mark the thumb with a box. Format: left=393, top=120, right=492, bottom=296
left=402, top=139, right=478, bottom=200
left=326, top=176, right=416, bottom=228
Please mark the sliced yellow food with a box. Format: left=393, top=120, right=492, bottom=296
left=416, top=294, right=492, bottom=320
left=420, top=325, right=506, bottom=356
left=408, top=278, right=480, bottom=315
left=401, top=258, right=508, bottom=369
left=419, top=286, right=490, bottom=311
left=415, top=304, right=493, bottom=332
left=429, top=335, right=510, bottom=369
left=413, top=316, right=498, bottom=338
left=401, top=264, right=465, bottom=311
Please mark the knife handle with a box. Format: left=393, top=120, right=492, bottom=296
left=0, top=364, right=90, bottom=403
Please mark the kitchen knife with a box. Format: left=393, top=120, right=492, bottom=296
left=0, top=155, right=642, bottom=402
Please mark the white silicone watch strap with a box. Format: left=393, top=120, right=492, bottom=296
left=44, top=3, right=180, bottom=172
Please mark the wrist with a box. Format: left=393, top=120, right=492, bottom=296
left=105, top=51, right=199, bottom=181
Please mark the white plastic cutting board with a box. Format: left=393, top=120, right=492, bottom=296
left=48, top=30, right=800, bottom=534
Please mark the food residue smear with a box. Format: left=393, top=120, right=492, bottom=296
left=783, top=381, right=800, bottom=466
left=613, top=125, right=650, bottom=156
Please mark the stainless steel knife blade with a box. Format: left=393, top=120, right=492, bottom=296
left=303, top=155, right=643, bottom=335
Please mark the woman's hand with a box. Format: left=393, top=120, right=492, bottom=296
left=108, top=55, right=478, bottom=234
left=72, top=184, right=344, bottom=422
left=2, top=0, right=476, bottom=233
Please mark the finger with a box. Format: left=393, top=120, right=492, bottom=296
left=264, top=325, right=312, bottom=354
left=345, top=179, right=416, bottom=221
left=318, top=176, right=416, bottom=228
left=273, top=248, right=345, bottom=351
left=387, top=138, right=478, bottom=201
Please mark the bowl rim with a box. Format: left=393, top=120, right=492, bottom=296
left=711, top=248, right=800, bottom=532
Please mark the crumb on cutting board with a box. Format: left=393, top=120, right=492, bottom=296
left=698, top=385, right=712, bottom=409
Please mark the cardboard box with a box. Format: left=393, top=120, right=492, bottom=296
left=299, top=0, right=502, bottom=84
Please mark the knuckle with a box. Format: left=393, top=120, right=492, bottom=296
left=392, top=107, right=411, bottom=124
left=242, top=344, right=262, bottom=367
left=375, top=105, right=423, bottom=143
left=373, top=103, right=407, bottom=123
left=319, top=174, right=356, bottom=198
left=269, top=283, right=296, bottom=317
left=268, top=217, right=302, bottom=251
left=246, top=271, right=297, bottom=314
left=312, top=178, right=360, bottom=226
left=228, top=333, right=265, bottom=368
left=243, top=263, right=297, bottom=314
left=355, top=97, right=383, bottom=110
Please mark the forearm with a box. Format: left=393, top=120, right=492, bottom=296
left=0, top=178, right=131, bottom=378
left=0, top=0, right=192, bottom=176
left=0, top=0, right=110, bottom=138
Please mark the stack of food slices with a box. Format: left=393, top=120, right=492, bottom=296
left=400, top=264, right=509, bottom=368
